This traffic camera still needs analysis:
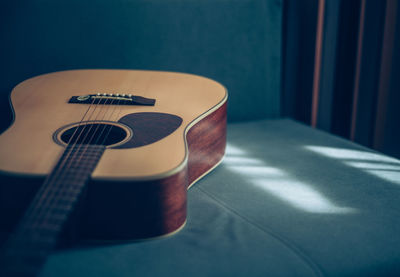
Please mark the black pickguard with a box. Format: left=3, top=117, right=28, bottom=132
left=116, top=112, right=182, bottom=149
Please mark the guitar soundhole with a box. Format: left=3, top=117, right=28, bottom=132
left=58, top=123, right=130, bottom=146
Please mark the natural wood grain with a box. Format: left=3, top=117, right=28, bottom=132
left=0, top=69, right=228, bottom=241
left=0, top=70, right=227, bottom=179
left=81, top=167, right=188, bottom=239
left=0, top=102, right=227, bottom=240
left=187, top=102, right=227, bottom=186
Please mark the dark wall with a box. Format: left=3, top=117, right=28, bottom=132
left=0, top=0, right=283, bottom=133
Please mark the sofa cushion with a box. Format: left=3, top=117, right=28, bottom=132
left=39, top=119, right=400, bottom=277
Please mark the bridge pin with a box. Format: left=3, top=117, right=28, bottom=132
left=122, top=94, right=126, bottom=97
left=128, top=94, right=132, bottom=97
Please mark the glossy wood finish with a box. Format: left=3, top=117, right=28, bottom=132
left=0, top=70, right=228, bottom=241
left=81, top=102, right=227, bottom=240
left=187, top=102, right=227, bottom=186
left=0, top=102, right=227, bottom=241
left=82, top=168, right=188, bottom=240
left=0, top=70, right=227, bottom=179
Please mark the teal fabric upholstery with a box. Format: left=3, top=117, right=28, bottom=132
left=0, top=0, right=282, bottom=122
left=40, top=119, right=400, bottom=276
left=3, top=1, right=400, bottom=276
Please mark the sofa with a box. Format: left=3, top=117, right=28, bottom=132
left=1, top=1, right=400, bottom=276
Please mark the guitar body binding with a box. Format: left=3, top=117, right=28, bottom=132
left=0, top=70, right=227, bottom=242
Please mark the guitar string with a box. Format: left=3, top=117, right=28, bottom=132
left=55, top=95, right=124, bottom=203
left=24, top=96, right=107, bottom=232
left=14, top=97, right=98, bottom=229
left=56, top=96, right=123, bottom=197
left=21, top=97, right=111, bottom=269
left=12, top=77, right=148, bottom=230
left=64, top=92, right=128, bottom=168
left=30, top=93, right=125, bottom=237
left=32, top=95, right=123, bottom=236
left=11, top=91, right=125, bottom=260
left=98, top=97, right=125, bottom=147
left=28, top=96, right=112, bottom=230
left=91, top=98, right=122, bottom=145
left=6, top=90, right=133, bottom=275
left=70, top=96, right=117, bottom=163
left=5, top=80, right=148, bottom=273
left=3, top=96, right=99, bottom=258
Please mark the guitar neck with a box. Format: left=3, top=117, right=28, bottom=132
left=0, top=144, right=105, bottom=277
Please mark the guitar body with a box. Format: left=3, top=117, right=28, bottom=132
left=0, top=69, right=227, bottom=242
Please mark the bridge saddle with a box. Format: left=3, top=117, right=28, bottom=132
left=69, top=93, right=156, bottom=106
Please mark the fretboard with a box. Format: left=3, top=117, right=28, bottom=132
left=0, top=144, right=105, bottom=277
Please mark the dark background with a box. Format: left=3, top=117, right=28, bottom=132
left=0, top=0, right=399, bottom=159
left=0, top=0, right=281, bottom=127
left=282, top=0, right=400, bottom=159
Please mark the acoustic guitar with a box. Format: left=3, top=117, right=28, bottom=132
left=0, top=69, right=227, bottom=276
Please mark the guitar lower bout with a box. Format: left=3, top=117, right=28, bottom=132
left=81, top=101, right=227, bottom=240
left=0, top=99, right=227, bottom=241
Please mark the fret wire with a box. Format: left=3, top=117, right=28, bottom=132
left=27, top=99, right=111, bottom=240
left=0, top=145, right=106, bottom=276
left=25, top=98, right=104, bottom=225
left=1, top=95, right=124, bottom=277
left=22, top=98, right=99, bottom=219
left=20, top=145, right=105, bottom=228
left=34, top=98, right=115, bottom=226
left=23, top=100, right=107, bottom=226
left=13, top=146, right=104, bottom=227
left=31, top=99, right=114, bottom=233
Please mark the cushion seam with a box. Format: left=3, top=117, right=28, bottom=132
left=196, top=186, right=325, bottom=277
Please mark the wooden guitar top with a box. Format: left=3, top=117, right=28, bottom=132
left=0, top=69, right=227, bottom=180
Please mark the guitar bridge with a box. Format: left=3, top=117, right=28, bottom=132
left=68, top=93, right=156, bottom=106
